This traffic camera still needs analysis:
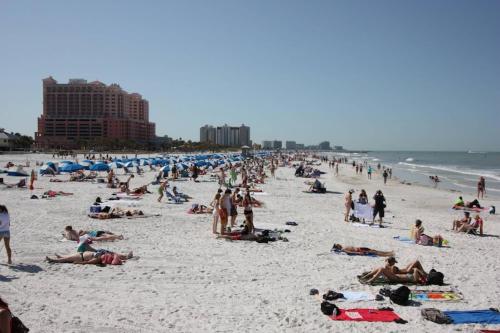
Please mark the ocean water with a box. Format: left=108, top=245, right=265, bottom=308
left=327, top=151, right=500, bottom=199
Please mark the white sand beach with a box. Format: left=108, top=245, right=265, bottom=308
left=0, top=153, right=499, bottom=332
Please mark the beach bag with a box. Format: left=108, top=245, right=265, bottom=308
left=323, top=291, right=344, bottom=301
left=321, top=301, right=339, bottom=316
left=426, top=269, right=444, bottom=285
left=490, top=206, right=496, bottom=215
left=389, top=286, right=410, bottom=305
left=11, top=314, right=29, bottom=333
left=421, top=308, right=452, bottom=324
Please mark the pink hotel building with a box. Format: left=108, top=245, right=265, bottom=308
left=36, top=77, right=155, bottom=149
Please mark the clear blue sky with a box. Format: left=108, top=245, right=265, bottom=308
left=1, top=0, right=499, bottom=150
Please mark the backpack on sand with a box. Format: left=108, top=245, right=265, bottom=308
left=389, top=286, right=410, bottom=305
left=421, top=308, right=452, bottom=324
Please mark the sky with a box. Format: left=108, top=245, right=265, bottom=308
left=0, top=0, right=499, bottom=151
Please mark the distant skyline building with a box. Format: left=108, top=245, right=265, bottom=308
left=35, top=77, right=155, bottom=149
left=273, top=140, right=282, bottom=150
left=318, top=141, right=331, bottom=150
left=200, top=124, right=250, bottom=147
left=262, top=141, right=272, bottom=149
left=285, top=141, right=296, bottom=150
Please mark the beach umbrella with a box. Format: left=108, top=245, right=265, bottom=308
left=60, top=160, right=74, bottom=165
left=160, top=165, right=170, bottom=172
left=139, top=159, right=150, bottom=166
left=124, top=161, right=138, bottom=168
left=108, top=161, right=124, bottom=169
left=195, top=161, right=207, bottom=167
left=90, top=163, right=110, bottom=172
left=60, top=163, right=85, bottom=173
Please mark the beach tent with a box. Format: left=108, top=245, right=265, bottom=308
left=90, top=163, right=110, bottom=172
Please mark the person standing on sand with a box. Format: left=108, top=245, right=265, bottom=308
left=219, top=189, right=232, bottom=234
left=367, top=166, right=372, bottom=179
left=372, top=190, right=386, bottom=227
left=478, top=177, right=485, bottom=199
left=335, top=163, right=339, bottom=176
left=383, top=170, right=388, bottom=184
left=344, top=190, right=353, bottom=222
left=0, top=205, right=12, bottom=264
left=211, top=193, right=221, bottom=234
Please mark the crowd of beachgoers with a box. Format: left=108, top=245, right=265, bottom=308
left=0, top=151, right=498, bottom=332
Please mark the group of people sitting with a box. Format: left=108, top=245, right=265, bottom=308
left=452, top=211, right=483, bottom=235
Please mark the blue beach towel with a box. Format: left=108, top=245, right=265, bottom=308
left=393, top=236, right=415, bottom=244
left=444, top=309, right=500, bottom=324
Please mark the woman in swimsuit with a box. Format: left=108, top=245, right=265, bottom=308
left=332, top=244, right=394, bottom=257
left=344, top=190, right=353, bottom=222
left=242, top=190, right=255, bottom=234
left=46, top=250, right=133, bottom=264
left=211, top=193, right=221, bottom=234
left=64, top=226, right=124, bottom=241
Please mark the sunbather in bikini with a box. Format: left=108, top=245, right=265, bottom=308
left=63, top=226, right=124, bottom=241
left=92, top=207, right=144, bottom=219
left=46, top=249, right=133, bottom=265
left=360, top=257, right=428, bottom=284
left=331, top=244, right=394, bottom=257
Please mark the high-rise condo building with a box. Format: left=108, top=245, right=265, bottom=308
left=35, top=77, right=155, bottom=149
left=200, top=124, right=250, bottom=147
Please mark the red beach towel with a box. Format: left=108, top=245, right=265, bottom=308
left=330, top=308, right=401, bottom=322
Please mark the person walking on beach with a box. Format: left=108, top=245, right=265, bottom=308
left=372, top=190, right=386, bottom=227
left=335, top=162, right=339, bottom=176
left=383, top=170, right=388, bottom=184
left=157, top=181, right=168, bottom=202
left=0, top=205, right=12, bottom=264
left=344, top=190, right=353, bottom=222
left=219, top=168, right=226, bottom=188
left=367, top=166, right=372, bottom=179
left=478, top=177, right=486, bottom=199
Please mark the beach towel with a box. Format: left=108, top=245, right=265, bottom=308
left=329, top=308, right=403, bottom=323
left=443, top=309, right=500, bottom=324
left=410, top=290, right=463, bottom=302
left=354, top=203, right=373, bottom=220
left=351, top=223, right=386, bottom=229
left=331, top=250, right=378, bottom=257
left=336, top=291, right=376, bottom=302
left=393, top=236, right=415, bottom=244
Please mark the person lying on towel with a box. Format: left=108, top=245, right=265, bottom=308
left=331, top=244, right=394, bottom=257
left=63, top=226, right=124, bottom=242
left=359, top=257, right=428, bottom=285
left=46, top=249, right=133, bottom=265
